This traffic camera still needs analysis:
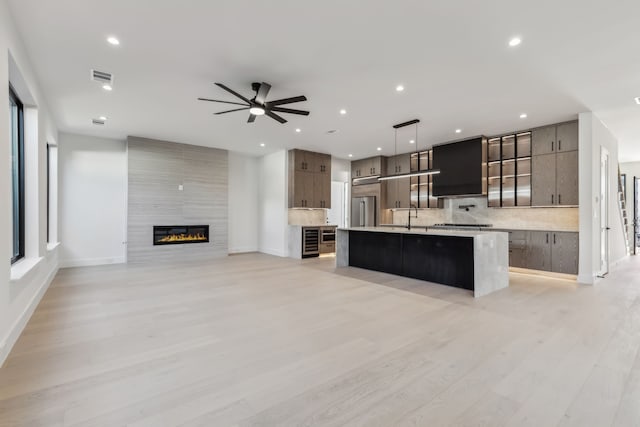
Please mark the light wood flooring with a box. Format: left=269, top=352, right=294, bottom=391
left=1, top=253, right=640, bottom=426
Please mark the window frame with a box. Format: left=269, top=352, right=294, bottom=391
left=10, top=85, right=25, bottom=264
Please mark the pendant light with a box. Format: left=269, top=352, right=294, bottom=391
left=378, top=119, right=440, bottom=181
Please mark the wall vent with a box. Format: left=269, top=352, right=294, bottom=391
left=92, top=118, right=106, bottom=126
left=90, top=69, right=113, bottom=84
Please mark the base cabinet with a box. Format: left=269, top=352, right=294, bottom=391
left=348, top=231, right=474, bottom=290
left=507, top=230, right=578, bottom=274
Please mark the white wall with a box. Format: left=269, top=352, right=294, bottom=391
left=0, top=2, right=60, bottom=366
left=258, top=150, right=288, bottom=257
left=58, top=133, right=127, bottom=267
left=228, top=152, right=259, bottom=253
left=578, top=112, right=627, bottom=284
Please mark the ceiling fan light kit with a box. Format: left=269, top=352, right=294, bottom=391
left=198, top=82, right=309, bottom=124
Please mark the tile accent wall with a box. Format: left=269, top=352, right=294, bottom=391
left=127, top=136, right=228, bottom=263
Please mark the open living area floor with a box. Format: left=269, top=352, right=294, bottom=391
left=1, top=255, right=639, bottom=426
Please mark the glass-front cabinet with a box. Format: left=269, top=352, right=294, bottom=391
left=488, top=132, right=532, bottom=207
left=410, top=150, right=441, bottom=209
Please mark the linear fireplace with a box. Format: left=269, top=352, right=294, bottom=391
left=153, top=225, right=210, bottom=245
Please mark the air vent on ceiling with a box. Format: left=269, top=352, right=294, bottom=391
left=90, top=69, right=113, bottom=84
left=92, top=118, right=106, bottom=126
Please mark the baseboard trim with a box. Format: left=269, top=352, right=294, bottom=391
left=59, top=256, right=126, bottom=268
left=258, top=247, right=288, bottom=258
left=0, top=263, right=59, bottom=367
left=228, top=246, right=259, bottom=254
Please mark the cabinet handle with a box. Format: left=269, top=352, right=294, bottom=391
left=558, top=140, right=562, bottom=151
left=552, top=141, right=554, bottom=152
left=558, top=194, right=561, bottom=205
left=546, top=233, right=549, bottom=244
left=554, top=233, right=556, bottom=244
left=551, top=194, right=554, bottom=205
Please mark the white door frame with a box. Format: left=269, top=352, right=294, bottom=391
left=599, top=146, right=610, bottom=276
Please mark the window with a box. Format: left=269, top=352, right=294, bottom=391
left=10, top=86, right=25, bottom=263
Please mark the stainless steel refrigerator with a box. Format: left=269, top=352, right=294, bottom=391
left=351, top=196, right=376, bottom=227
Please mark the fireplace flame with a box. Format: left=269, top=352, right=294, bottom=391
left=158, top=233, right=207, bottom=243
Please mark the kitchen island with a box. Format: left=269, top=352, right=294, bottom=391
left=336, top=227, right=509, bottom=297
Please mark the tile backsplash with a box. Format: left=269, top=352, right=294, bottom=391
left=391, top=197, right=579, bottom=231
left=288, top=209, right=328, bottom=225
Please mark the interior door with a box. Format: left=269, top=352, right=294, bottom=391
left=600, top=148, right=610, bottom=276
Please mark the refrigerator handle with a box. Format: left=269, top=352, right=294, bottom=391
left=360, top=201, right=365, bottom=226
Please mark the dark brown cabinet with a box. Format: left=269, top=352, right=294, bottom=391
left=531, top=121, right=578, bottom=155
left=289, top=150, right=331, bottom=208
left=351, top=156, right=385, bottom=178
left=531, top=145, right=578, bottom=207
left=383, top=154, right=411, bottom=209
left=506, top=229, right=578, bottom=274
left=384, top=177, right=411, bottom=209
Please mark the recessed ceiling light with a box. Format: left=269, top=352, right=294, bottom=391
left=102, top=84, right=113, bottom=91
left=107, top=36, right=120, bottom=46
left=520, top=113, right=527, bottom=119
left=259, top=143, right=265, bottom=147
left=635, top=97, right=640, bottom=105
left=377, top=147, right=382, bottom=151
left=295, top=128, right=301, bottom=133
left=409, top=139, right=415, bottom=144
left=99, top=116, right=107, bottom=121
left=249, top=107, right=265, bottom=115
left=509, top=37, right=522, bottom=47
left=396, top=85, right=404, bottom=92
left=348, top=154, right=353, bottom=158
left=339, top=109, right=347, bottom=115
left=455, top=129, right=462, bottom=133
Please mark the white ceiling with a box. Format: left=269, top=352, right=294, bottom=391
left=7, top=0, right=640, bottom=161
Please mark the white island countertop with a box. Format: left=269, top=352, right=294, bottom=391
left=339, top=226, right=507, bottom=238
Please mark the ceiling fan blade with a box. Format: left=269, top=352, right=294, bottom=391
left=265, top=110, right=287, bottom=124
left=247, top=114, right=257, bottom=123
left=214, top=83, right=251, bottom=104
left=214, top=107, right=250, bottom=115
left=255, top=82, right=271, bottom=105
left=270, top=107, right=310, bottom=116
left=265, top=95, right=307, bottom=107
left=198, top=98, right=248, bottom=106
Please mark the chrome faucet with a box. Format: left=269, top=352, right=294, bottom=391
left=407, top=204, right=418, bottom=230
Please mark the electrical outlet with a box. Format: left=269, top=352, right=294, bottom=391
left=178, top=185, right=183, bottom=191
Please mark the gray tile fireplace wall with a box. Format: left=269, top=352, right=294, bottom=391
left=127, top=136, right=228, bottom=263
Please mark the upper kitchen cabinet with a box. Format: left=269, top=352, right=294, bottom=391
left=292, top=149, right=317, bottom=172
left=351, top=156, right=386, bottom=178
left=531, top=121, right=578, bottom=207
left=385, top=153, right=411, bottom=175
left=531, top=120, right=578, bottom=156
left=314, top=152, right=331, bottom=175
left=556, top=121, right=579, bottom=152
left=289, top=149, right=332, bottom=208
left=487, top=132, right=532, bottom=208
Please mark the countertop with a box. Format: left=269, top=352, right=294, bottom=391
left=289, top=224, right=338, bottom=228
left=380, top=224, right=578, bottom=233
left=338, top=226, right=507, bottom=238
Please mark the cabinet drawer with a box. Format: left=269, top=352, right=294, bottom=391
left=319, top=242, right=335, bottom=254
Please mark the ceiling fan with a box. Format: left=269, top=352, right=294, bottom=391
left=198, top=82, right=309, bottom=124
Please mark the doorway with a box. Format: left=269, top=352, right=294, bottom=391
left=599, top=147, right=610, bottom=276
